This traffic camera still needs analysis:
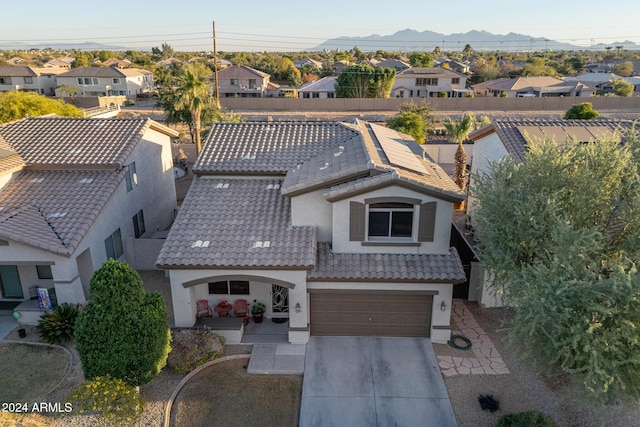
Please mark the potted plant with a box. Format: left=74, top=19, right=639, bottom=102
left=251, top=300, right=266, bottom=323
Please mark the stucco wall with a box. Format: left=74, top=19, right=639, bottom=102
left=290, top=190, right=332, bottom=242
left=331, top=185, right=454, bottom=255
left=467, top=133, right=509, bottom=227
left=422, top=143, right=473, bottom=164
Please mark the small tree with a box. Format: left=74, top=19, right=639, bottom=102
left=74, top=260, right=170, bottom=387
left=386, top=101, right=436, bottom=144
left=0, top=91, right=83, bottom=124
left=335, top=64, right=395, bottom=98
left=564, top=102, right=600, bottom=119
left=614, top=79, right=634, bottom=97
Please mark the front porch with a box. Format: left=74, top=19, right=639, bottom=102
left=195, top=315, right=289, bottom=345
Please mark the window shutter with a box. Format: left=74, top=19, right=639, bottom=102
left=418, top=202, right=436, bottom=242
left=349, top=201, right=365, bottom=241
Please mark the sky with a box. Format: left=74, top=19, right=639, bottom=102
left=2, top=0, right=639, bottom=51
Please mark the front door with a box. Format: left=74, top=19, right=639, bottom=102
left=0, top=265, right=23, bottom=298
left=271, top=284, right=289, bottom=316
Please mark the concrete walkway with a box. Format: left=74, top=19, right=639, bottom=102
left=300, top=336, right=457, bottom=427
left=247, top=343, right=306, bottom=374
left=437, top=300, right=509, bottom=377
left=0, top=313, right=18, bottom=340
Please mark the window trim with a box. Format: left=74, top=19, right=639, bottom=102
left=208, top=280, right=250, bottom=295
left=24, top=76, right=33, bottom=84
left=36, top=265, right=53, bottom=280
left=125, top=162, right=138, bottom=192
left=132, top=209, right=145, bottom=238
left=367, top=203, right=415, bottom=240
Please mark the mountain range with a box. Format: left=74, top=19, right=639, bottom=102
left=0, top=41, right=127, bottom=51
left=311, top=29, right=640, bottom=52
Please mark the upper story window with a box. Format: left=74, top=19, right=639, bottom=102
left=416, top=78, right=426, bottom=86
left=349, top=198, right=437, bottom=244
left=248, top=79, right=256, bottom=89
left=0, top=77, right=11, bottom=84
left=77, top=77, right=99, bottom=85
left=230, top=79, right=238, bottom=86
left=368, top=203, right=414, bottom=238
left=105, top=228, right=124, bottom=259
left=112, top=78, right=121, bottom=84
left=125, top=162, right=138, bottom=192
left=451, top=78, right=460, bottom=85
left=132, top=209, right=145, bottom=238
left=24, top=76, right=33, bottom=84
left=426, top=78, right=438, bottom=85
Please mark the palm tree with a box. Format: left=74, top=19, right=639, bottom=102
left=174, top=63, right=216, bottom=154
left=443, top=114, right=474, bottom=207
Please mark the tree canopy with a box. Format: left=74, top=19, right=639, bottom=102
left=0, top=91, right=83, bottom=123
left=335, top=64, right=396, bottom=98
left=74, top=260, right=171, bottom=387
left=385, top=102, right=436, bottom=143
left=471, top=128, right=640, bottom=402
left=564, top=102, right=600, bottom=120
left=614, top=79, right=635, bottom=97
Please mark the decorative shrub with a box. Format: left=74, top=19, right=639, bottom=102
left=74, top=260, right=171, bottom=386
left=167, top=327, right=225, bottom=374
left=497, top=410, right=558, bottom=427
left=564, top=102, right=600, bottom=120
left=36, top=303, right=83, bottom=344
left=478, top=394, right=500, bottom=412
left=68, top=376, right=144, bottom=424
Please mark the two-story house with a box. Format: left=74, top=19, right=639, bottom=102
left=298, top=76, right=336, bottom=99
left=391, top=67, right=470, bottom=98
left=157, top=121, right=466, bottom=345
left=54, top=67, right=154, bottom=97
left=0, top=117, right=178, bottom=323
left=0, top=66, right=67, bottom=95
left=209, top=65, right=270, bottom=98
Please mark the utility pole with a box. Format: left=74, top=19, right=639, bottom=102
left=213, top=21, right=220, bottom=100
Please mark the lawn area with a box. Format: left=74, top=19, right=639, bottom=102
left=171, top=358, right=302, bottom=427
left=0, top=343, right=69, bottom=402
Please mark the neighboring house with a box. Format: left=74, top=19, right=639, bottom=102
left=0, top=117, right=178, bottom=322
left=156, top=57, right=180, bottom=70
left=467, top=118, right=635, bottom=306
left=157, top=121, right=466, bottom=345
left=212, top=58, right=232, bottom=70
left=624, top=76, right=640, bottom=95
left=373, top=58, right=411, bottom=73
left=563, top=73, right=623, bottom=95
left=0, top=66, right=67, bottom=95
left=294, top=58, right=323, bottom=69
left=333, top=60, right=350, bottom=75
left=392, top=67, right=470, bottom=98
left=298, top=76, right=336, bottom=98
left=43, top=58, right=72, bottom=69
left=472, top=76, right=593, bottom=98
left=55, top=67, right=155, bottom=97
left=102, top=58, right=132, bottom=68
left=435, top=59, right=471, bottom=74
left=210, top=65, right=270, bottom=98
left=7, top=57, right=28, bottom=66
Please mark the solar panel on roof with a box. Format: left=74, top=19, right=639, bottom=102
left=370, top=124, right=429, bottom=175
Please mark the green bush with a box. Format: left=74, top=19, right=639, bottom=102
left=167, top=328, right=225, bottom=374
left=564, top=102, right=599, bottom=119
left=496, top=410, right=558, bottom=427
left=36, top=303, right=83, bottom=344
left=68, top=376, right=144, bottom=424
left=74, top=260, right=171, bottom=386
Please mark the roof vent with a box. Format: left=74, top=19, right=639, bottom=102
left=79, top=178, right=94, bottom=184
left=253, top=240, right=271, bottom=248
left=319, top=162, right=329, bottom=171
left=333, top=146, right=345, bottom=157
left=191, top=240, right=211, bottom=248
left=266, top=183, right=281, bottom=190
left=47, top=212, right=67, bottom=219
left=29, top=178, right=45, bottom=183
left=242, top=154, right=256, bottom=160
left=214, top=183, right=230, bottom=189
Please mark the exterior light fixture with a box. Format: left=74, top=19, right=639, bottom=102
left=295, top=302, right=301, bottom=313
left=440, top=301, right=447, bottom=311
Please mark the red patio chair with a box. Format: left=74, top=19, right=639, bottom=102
left=234, top=299, right=249, bottom=324
left=196, top=299, right=212, bottom=318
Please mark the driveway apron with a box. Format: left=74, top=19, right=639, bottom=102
left=300, top=336, right=457, bottom=427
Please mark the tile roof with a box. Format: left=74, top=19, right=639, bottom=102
left=397, top=67, right=466, bottom=78
left=194, top=122, right=361, bottom=174
left=469, top=118, right=635, bottom=162
left=308, top=243, right=466, bottom=283
left=283, top=121, right=464, bottom=202
left=0, top=66, right=38, bottom=77
left=299, top=77, right=337, bottom=93
left=0, top=169, right=125, bottom=256
left=57, top=67, right=149, bottom=78
left=156, top=178, right=317, bottom=269
left=215, top=65, right=269, bottom=79
left=0, top=135, right=25, bottom=176
left=472, top=76, right=565, bottom=91
left=0, top=117, right=177, bottom=169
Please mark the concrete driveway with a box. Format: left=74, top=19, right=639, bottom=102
left=300, top=336, right=457, bottom=427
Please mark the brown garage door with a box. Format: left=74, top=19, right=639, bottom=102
left=310, top=292, right=432, bottom=337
